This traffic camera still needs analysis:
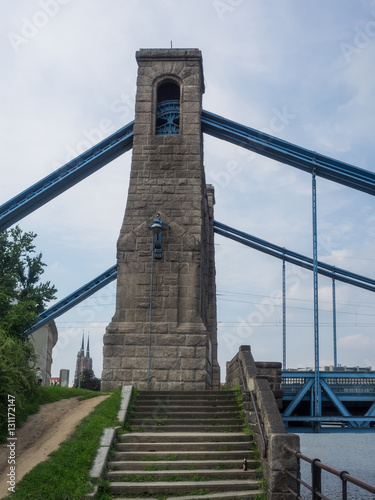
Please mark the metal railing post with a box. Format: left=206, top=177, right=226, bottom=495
left=340, top=471, right=349, bottom=500
left=311, top=458, right=322, bottom=500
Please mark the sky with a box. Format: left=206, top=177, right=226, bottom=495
left=1, top=0, right=375, bottom=383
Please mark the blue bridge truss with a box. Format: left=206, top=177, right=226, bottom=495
left=282, top=371, right=375, bottom=433
left=2, top=106, right=375, bottom=432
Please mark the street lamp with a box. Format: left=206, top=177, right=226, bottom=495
left=148, top=214, right=169, bottom=259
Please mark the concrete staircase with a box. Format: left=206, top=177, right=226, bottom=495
left=106, top=390, right=265, bottom=499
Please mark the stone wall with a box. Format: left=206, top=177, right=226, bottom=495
left=102, top=49, right=219, bottom=390
left=226, top=346, right=299, bottom=500
left=255, top=362, right=284, bottom=410
left=30, top=320, right=58, bottom=386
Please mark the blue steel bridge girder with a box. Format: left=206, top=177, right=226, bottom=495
left=201, top=110, right=375, bottom=196
left=283, top=378, right=314, bottom=417
left=363, top=401, right=375, bottom=427
left=365, top=401, right=375, bottom=417
left=319, top=378, right=353, bottom=421
left=1, top=108, right=375, bottom=234
left=213, top=221, right=375, bottom=292
left=0, top=121, right=134, bottom=232
left=28, top=265, right=117, bottom=335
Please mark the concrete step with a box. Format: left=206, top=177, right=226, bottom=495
left=112, top=450, right=257, bottom=461
left=130, top=412, right=243, bottom=425
left=115, top=441, right=252, bottom=452
left=109, top=479, right=261, bottom=495
left=117, top=432, right=253, bottom=443
left=132, top=409, right=242, bottom=423
left=129, top=424, right=244, bottom=432
left=136, top=391, right=234, bottom=397
left=112, top=492, right=264, bottom=500
left=135, top=399, right=238, bottom=406
left=107, top=459, right=260, bottom=471
left=106, top=468, right=258, bottom=481
left=132, top=407, right=240, bottom=415
left=135, top=399, right=239, bottom=407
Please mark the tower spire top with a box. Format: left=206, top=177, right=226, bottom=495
left=79, top=333, right=85, bottom=357
left=86, top=335, right=90, bottom=358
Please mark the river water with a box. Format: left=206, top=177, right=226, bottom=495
left=298, top=433, right=375, bottom=499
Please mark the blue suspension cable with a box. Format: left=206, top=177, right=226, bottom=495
left=332, top=272, right=337, bottom=371
left=282, top=256, right=287, bottom=370
left=312, top=172, right=321, bottom=421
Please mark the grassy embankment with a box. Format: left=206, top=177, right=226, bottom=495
left=4, top=386, right=121, bottom=500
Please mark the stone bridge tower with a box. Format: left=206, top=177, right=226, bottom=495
left=101, top=49, right=220, bottom=391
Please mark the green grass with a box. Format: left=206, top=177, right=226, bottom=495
left=37, top=385, right=106, bottom=403
left=230, top=385, right=254, bottom=435
left=0, top=385, right=108, bottom=443
left=9, top=389, right=122, bottom=499
left=143, top=464, right=162, bottom=471
left=214, top=464, right=231, bottom=470
left=141, top=463, right=198, bottom=471
left=217, top=445, right=228, bottom=451
left=138, top=464, right=200, bottom=472
left=139, top=455, right=162, bottom=461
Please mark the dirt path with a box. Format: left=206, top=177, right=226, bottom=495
left=0, top=395, right=109, bottom=499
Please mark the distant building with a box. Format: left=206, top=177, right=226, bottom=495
left=323, top=365, right=373, bottom=372
left=74, top=334, right=93, bottom=386
left=50, top=377, right=60, bottom=385
left=286, top=365, right=373, bottom=372
left=30, top=321, right=58, bottom=386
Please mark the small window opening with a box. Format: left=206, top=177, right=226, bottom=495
left=156, top=82, right=180, bottom=135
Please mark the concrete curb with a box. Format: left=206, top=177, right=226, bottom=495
left=85, top=385, right=133, bottom=498
left=117, top=385, right=133, bottom=423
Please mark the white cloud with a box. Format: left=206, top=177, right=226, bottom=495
left=339, top=333, right=375, bottom=349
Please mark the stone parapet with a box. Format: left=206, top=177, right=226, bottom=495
left=226, top=345, right=300, bottom=500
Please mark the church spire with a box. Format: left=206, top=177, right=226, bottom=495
left=74, top=333, right=93, bottom=387
left=79, top=333, right=85, bottom=357
left=86, top=335, right=90, bottom=358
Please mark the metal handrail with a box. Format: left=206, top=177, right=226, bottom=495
left=237, top=357, right=267, bottom=458
left=283, top=445, right=375, bottom=499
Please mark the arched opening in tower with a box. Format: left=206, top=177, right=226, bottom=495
left=155, top=81, right=180, bottom=135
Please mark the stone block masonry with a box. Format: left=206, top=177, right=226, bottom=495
left=226, top=346, right=300, bottom=499
left=101, top=49, right=220, bottom=390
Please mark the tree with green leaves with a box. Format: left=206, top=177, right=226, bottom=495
left=0, top=329, right=38, bottom=436
left=0, top=226, right=57, bottom=437
left=0, top=226, right=57, bottom=340
left=75, top=369, right=101, bottom=391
